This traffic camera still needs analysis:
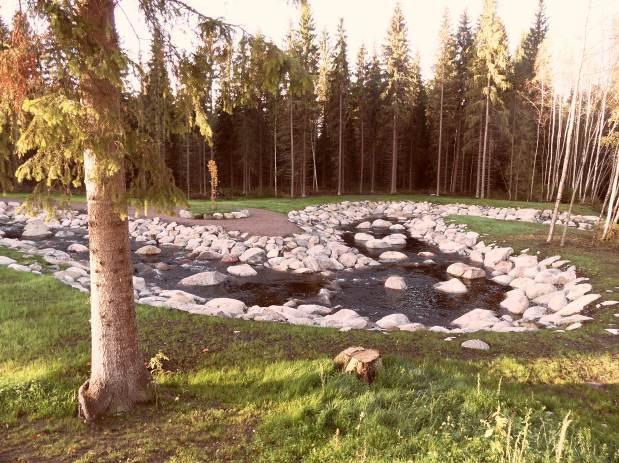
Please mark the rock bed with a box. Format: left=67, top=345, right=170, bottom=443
left=1, top=199, right=617, bottom=336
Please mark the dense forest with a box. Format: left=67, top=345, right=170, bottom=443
left=1, top=0, right=618, bottom=217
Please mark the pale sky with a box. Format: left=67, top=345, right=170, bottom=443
left=1, top=0, right=617, bottom=88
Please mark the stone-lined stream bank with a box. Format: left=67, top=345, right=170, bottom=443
left=2, top=200, right=618, bottom=339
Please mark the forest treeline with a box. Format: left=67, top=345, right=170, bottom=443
left=0, top=0, right=618, bottom=217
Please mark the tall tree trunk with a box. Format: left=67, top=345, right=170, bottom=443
left=359, top=119, right=364, bottom=194
left=337, top=92, right=343, bottom=196
left=529, top=76, right=543, bottom=201
left=390, top=111, right=397, bottom=194
left=301, top=116, right=307, bottom=197
left=476, top=114, right=483, bottom=198
left=370, top=140, right=376, bottom=193
left=481, top=75, right=491, bottom=199
left=436, top=81, right=444, bottom=196
left=77, top=0, right=149, bottom=422
left=274, top=112, right=278, bottom=197
left=290, top=98, right=295, bottom=198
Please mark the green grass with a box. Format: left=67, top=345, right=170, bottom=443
left=189, top=194, right=600, bottom=216
left=1, top=249, right=618, bottom=461
left=1, top=194, right=617, bottom=461
left=5, top=191, right=600, bottom=216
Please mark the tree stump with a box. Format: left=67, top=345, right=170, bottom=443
left=333, top=347, right=382, bottom=384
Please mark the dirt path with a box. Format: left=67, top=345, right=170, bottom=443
left=11, top=200, right=302, bottom=237
left=150, top=207, right=302, bottom=237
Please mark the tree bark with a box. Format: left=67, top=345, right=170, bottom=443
left=481, top=75, right=491, bottom=199
left=77, top=0, right=149, bottom=422
left=390, top=112, right=397, bottom=194
left=337, top=91, right=343, bottom=196
left=436, top=81, right=444, bottom=196
left=289, top=97, right=295, bottom=198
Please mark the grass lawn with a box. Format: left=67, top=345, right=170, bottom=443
left=4, top=191, right=600, bottom=216
left=1, top=213, right=619, bottom=461
left=188, top=193, right=601, bottom=216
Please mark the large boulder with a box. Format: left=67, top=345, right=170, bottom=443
left=319, top=309, right=369, bottom=329
left=0, top=256, right=17, bottom=266
left=22, top=220, right=51, bottom=239
left=556, top=294, right=601, bottom=316
left=451, top=309, right=499, bottom=331
left=239, top=247, right=266, bottom=264
left=499, top=293, right=529, bottom=314
left=68, top=243, right=88, bottom=253
left=179, top=271, right=227, bottom=286
left=461, top=339, right=490, bottom=351
left=227, top=264, right=257, bottom=277
left=433, top=278, right=468, bottom=294
left=385, top=275, right=407, bottom=290
left=136, top=245, right=161, bottom=256
left=378, top=251, right=407, bottom=263
left=446, top=262, right=468, bottom=277
left=201, top=298, right=246, bottom=317
left=375, top=313, right=411, bottom=330
left=484, top=247, right=513, bottom=268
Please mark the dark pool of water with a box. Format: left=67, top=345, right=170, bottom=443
left=2, top=216, right=509, bottom=325
left=332, top=225, right=507, bottom=325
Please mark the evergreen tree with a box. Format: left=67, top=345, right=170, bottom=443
left=383, top=2, right=412, bottom=193
left=472, top=0, right=510, bottom=198
left=364, top=50, right=384, bottom=193
left=352, top=44, right=368, bottom=193
left=428, top=9, right=457, bottom=195
left=294, top=2, right=318, bottom=196
left=142, top=27, right=173, bottom=165
left=315, top=29, right=330, bottom=189
left=454, top=10, right=475, bottom=193
left=327, top=18, right=350, bottom=195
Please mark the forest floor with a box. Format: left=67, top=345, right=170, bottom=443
left=1, top=194, right=618, bottom=462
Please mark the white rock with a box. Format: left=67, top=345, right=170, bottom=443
left=500, top=294, right=529, bottom=314
left=385, top=275, right=407, bottom=290
left=365, top=239, right=391, bottom=249
left=566, top=283, right=592, bottom=301
left=524, top=283, right=557, bottom=300
left=556, top=294, right=601, bottom=316
left=8, top=263, right=30, bottom=272
left=484, top=247, right=513, bottom=267
left=202, top=298, right=246, bottom=317
left=372, top=219, right=392, bottom=228
left=446, top=262, right=468, bottom=277
left=378, top=251, right=407, bottom=262
left=296, top=304, right=333, bottom=315
left=398, top=323, right=426, bottom=332
left=178, top=209, right=193, bottom=219
left=179, top=271, right=227, bottom=286
left=239, top=247, right=266, bottom=264
left=0, top=256, right=17, bottom=266
left=461, top=339, right=489, bottom=350
left=319, top=309, right=368, bottom=329
left=68, top=243, right=88, bottom=253
left=451, top=309, right=499, bottom=331
left=433, top=278, right=468, bottom=294
left=22, top=220, right=51, bottom=238
left=136, top=245, right=161, bottom=256
left=462, top=267, right=486, bottom=280
left=227, top=264, right=257, bottom=277
left=354, top=232, right=373, bottom=242
left=522, top=306, right=548, bottom=321
left=376, top=313, right=411, bottom=330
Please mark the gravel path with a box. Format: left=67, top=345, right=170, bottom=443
left=152, top=208, right=302, bottom=237
left=11, top=200, right=301, bottom=237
